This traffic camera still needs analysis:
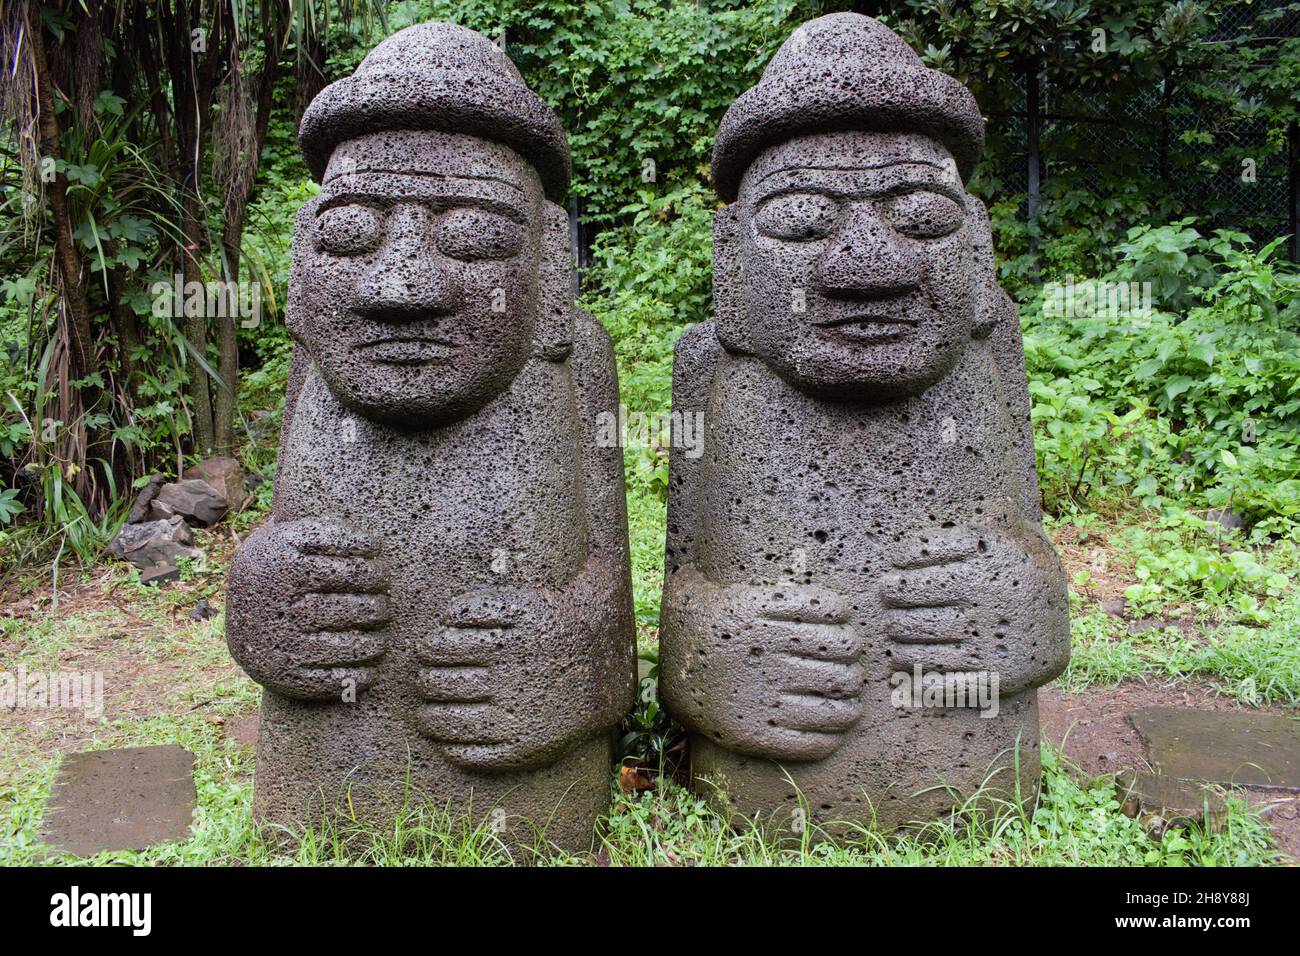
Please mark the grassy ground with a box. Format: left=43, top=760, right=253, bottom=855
left=1, top=497, right=1296, bottom=866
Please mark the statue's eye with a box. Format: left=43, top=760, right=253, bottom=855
left=314, top=204, right=383, bottom=256
left=435, top=209, right=526, bottom=261
left=753, top=193, right=840, bottom=241
left=884, top=190, right=964, bottom=239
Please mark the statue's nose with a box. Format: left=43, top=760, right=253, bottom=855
left=813, top=202, right=921, bottom=300
left=355, top=205, right=460, bottom=320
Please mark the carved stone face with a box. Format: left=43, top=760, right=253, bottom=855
left=733, top=130, right=977, bottom=402
left=288, top=130, right=545, bottom=428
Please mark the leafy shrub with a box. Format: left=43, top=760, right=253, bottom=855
left=1023, top=221, right=1300, bottom=529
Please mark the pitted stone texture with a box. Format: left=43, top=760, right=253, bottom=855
left=227, top=24, right=634, bottom=854
left=660, top=14, right=1068, bottom=836
left=712, top=13, right=984, bottom=201
left=299, top=22, right=571, bottom=199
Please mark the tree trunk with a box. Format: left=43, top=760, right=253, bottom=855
left=31, top=14, right=96, bottom=391
left=29, top=6, right=114, bottom=504
left=215, top=11, right=284, bottom=455
left=182, top=190, right=216, bottom=457
left=105, top=256, right=143, bottom=405
left=164, top=1, right=225, bottom=459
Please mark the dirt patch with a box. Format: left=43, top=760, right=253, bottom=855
left=225, top=712, right=260, bottom=749
left=0, top=549, right=253, bottom=786
left=1052, top=524, right=1133, bottom=606
left=1041, top=679, right=1300, bottom=863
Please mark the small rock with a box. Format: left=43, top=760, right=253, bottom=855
left=188, top=598, right=218, bottom=621
left=146, top=497, right=177, bottom=521
left=154, top=478, right=228, bottom=526
left=127, top=474, right=164, bottom=524
left=1207, top=509, right=1246, bottom=532
left=1133, top=706, right=1300, bottom=790
left=183, top=457, right=245, bottom=511
left=245, top=473, right=266, bottom=494
left=140, top=563, right=181, bottom=586
left=42, top=745, right=196, bottom=856
left=1100, top=598, right=1126, bottom=618
left=109, top=517, right=202, bottom=569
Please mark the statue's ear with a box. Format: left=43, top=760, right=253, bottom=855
left=535, top=200, right=575, bottom=362
left=965, top=194, right=1001, bottom=341
left=712, top=203, right=752, bottom=354
left=285, top=196, right=323, bottom=344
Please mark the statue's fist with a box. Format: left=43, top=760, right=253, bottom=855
left=414, top=587, right=593, bottom=771
left=662, top=571, right=865, bottom=762
left=226, top=519, right=391, bottom=701
left=880, top=523, right=1069, bottom=695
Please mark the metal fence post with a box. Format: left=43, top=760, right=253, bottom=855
left=1026, top=57, right=1041, bottom=264
left=1290, top=120, right=1299, bottom=263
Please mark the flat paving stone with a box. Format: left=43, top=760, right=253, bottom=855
left=1115, top=770, right=1228, bottom=833
left=42, top=745, right=196, bottom=856
left=1132, top=707, right=1300, bottom=791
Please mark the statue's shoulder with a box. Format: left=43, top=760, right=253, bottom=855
left=569, top=310, right=617, bottom=384
left=567, top=311, right=620, bottom=406
left=673, top=320, right=723, bottom=371
left=572, top=308, right=614, bottom=356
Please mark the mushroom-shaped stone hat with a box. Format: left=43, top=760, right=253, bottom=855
left=299, top=22, right=571, bottom=201
left=712, top=13, right=984, bottom=202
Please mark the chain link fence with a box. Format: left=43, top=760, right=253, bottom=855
left=980, top=0, right=1299, bottom=256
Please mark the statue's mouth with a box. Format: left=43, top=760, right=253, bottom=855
left=359, top=335, right=457, bottom=365
left=814, top=313, right=918, bottom=345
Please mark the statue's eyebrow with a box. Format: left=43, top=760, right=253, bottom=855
left=318, top=170, right=533, bottom=219
left=323, top=169, right=528, bottom=195
left=753, top=159, right=950, bottom=184
left=749, top=162, right=964, bottom=204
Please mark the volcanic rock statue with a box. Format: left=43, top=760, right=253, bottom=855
left=226, top=23, right=636, bottom=851
left=659, top=13, right=1069, bottom=834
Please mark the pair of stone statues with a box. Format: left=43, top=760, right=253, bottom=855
left=226, top=13, right=1070, bottom=850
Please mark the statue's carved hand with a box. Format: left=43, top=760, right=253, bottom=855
left=662, top=570, right=865, bottom=762
left=881, top=524, right=1069, bottom=695
left=414, top=587, right=594, bottom=771
left=226, top=519, right=391, bottom=701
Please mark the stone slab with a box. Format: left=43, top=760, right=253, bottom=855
left=42, top=745, right=196, bottom=856
left=1116, top=769, right=1228, bottom=833
left=1132, top=706, right=1300, bottom=791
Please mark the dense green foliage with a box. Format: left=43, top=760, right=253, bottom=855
left=1025, top=222, right=1300, bottom=526
left=2, top=0, right=1299, bottom=867
left=2, top=0, right=1297, bottom=652
left=454, top=0, right=820, bottom=222
left=885, top=0, right=1300, bottom=287
left=6, top=0, right=1298, bottom=559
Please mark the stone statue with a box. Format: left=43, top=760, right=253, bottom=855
left=659, top=13, right=1069, bottom=834
left=226, top=23, right=636, bottom=852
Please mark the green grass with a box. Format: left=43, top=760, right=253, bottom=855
left=1062, top=585, right=1300, bottom=707
left=0, top=545, right=1286, bottom=867
left=1, top=735, right=1278, bottom=866
left=626, top=477, right=667, bottom=654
